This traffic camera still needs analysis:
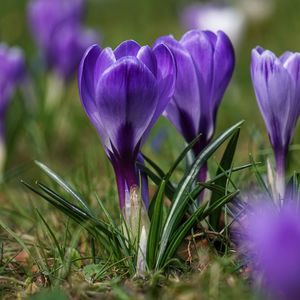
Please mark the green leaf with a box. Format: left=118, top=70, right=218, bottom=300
left=137, top=162, right=175, bottom=200
left=35, top=161, right=92, bottom=215
left=164, top=133, right=202, bottom=181
left=209, top=128, right=240, bottom=230
left=189, top=163, right=253, bottom=200
left=155, top=120, right=244, bottom=269
left=287, top=172, right=300, bottom=203
left=146, top=180, right=166, bottom=269
left=249, top=154, right=272, bottom=198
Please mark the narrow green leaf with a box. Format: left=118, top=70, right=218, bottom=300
left=35, top=161, right=92, bottom=215
left=209, top=128, right=240, bottom=230
left=189, top=163, right=253, bottom=200
left=36, top=209, right=64, bottom=261
left=137, top=162, right=175, bottom=199
left=165, top=133, right=202, bottom=181
left=199, top=182, right=226, bottom=194
left=249, top=154, right=272, bottom=198
left=142, top=154, right=166, bottom=178
left=146, top=180, right=166, bottom=269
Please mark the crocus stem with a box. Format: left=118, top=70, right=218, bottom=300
left=275, top=151, right=286, bottom=203
left=129, top=185, right=150, bottom=276
left=198, top=162, right=208, bottom=183
left=45, top=72, right=64, bottom=110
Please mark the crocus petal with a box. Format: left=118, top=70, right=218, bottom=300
left=78, top=45, right=101, bottom=123
left=180, top=30, right=214, bottom=100
left=180, top=30, right=234, bottom=140
left=211, top=31, right=235, bottom=110
left=284, top=53, right=300, bottom=99
left=153, top=43, right=175, bottom=103
left=280, top=51, right=293, bottom=63
left=156, top=35, right=200, bottom=141
left=140, top=43, right=176, bottom=144
left=78, top=45, right=111, bottom=150
left=164, top=99, right=198, bottom=144
left=95, top=57, right=158, bottom=157
left=114, top=40, right=141, bottom=60
left=180, top=30, right=215, bottom=138
left=282, top=53, right=300, bottom=132
left=94, top=47, right=116, bottom=86
left=251, top=49, right=295, bottom=151
left=137, top=46, right=157, bottom=76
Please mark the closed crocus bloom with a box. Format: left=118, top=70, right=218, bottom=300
left=155, top=30, right=234, bottom=180
left=251, top=47, right=300, bottom=198
left=48, top=24, right=98, bottom=79
left=28, top=0, right=98, bottom=80
left=0, top=44, right=25, bottom=121
left=0, top=44, right=25, bottom=171
left=78, top=41, right=175, bottom=212
left=28, top=0, right=84, bottom=49
left=241, top=201, right=300, bottom=300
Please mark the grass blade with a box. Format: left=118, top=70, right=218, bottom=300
left=35, top=161, right=92, bottom=215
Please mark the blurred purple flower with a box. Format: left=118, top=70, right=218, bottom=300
left=251, top=47, right=300, bottom=195
left=0, top=44, right=25, bottom=171
left=151, top=127, right=168, bottom=153
left=78, top=41, right=175, bottom=210
left=155, top=30, right=234, bottom=180
left=0, top=44, right=25, bottom=135
left=28, top=0, right=99, bottom=79
left=242, top=200, right=300, bottom=300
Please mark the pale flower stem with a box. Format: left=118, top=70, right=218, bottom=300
left=275, top=151, right=286, bottom=205
left=136, top=225, right=148, bottom=276
left=124, top=184, right=131, bottom=224
left=45, top=72, right=64, bottom=110
left=127, top=185, right=149, bottom=276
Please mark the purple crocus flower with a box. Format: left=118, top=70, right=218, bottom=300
left=0, top=44, right=25, bottom=170
left=251, top=47, right=300, bottom=197
left=155, top=30, right=235, bottom=180
left=78, top=41, right=175, bottom=211
left=28, top=0, right=98, bottom=79
left=241, top=200, right=300, bottom=300
left=0, top=44, right=25, bottom=135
